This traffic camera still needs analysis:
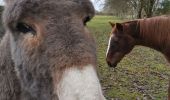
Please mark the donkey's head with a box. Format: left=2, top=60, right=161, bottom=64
left=3, top=0, right=105, bottom=100
left=106, top=22, right=136, bottom=68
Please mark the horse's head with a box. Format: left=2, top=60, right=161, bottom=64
left=2, top=0, right=105, bottom=100
left=106, top=22, right=136, bottom=68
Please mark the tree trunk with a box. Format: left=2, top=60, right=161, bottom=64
left=137, top=5, right=142, bottom=18
left=145, top=0, right=156, bottom=17
left=137, top=0, right=143, bottom=18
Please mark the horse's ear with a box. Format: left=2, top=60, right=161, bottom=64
left=109, top=22, right=115, bottom=27
left=116, top=23, right=123, bottom=31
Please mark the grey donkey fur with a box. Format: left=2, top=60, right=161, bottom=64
left=0, top=0, right=99, bottom=100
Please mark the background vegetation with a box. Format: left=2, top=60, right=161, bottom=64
left=99, top=0, right=170, bottom=19
left=88, top=15, right=170, bottom=100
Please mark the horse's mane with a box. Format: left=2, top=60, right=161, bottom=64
left=139, top=16, right=170, bottom=46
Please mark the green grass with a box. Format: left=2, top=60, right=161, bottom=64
left=88, top=15, right=170, bottom=100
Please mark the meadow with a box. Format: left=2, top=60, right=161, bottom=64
left=88, top=15, right=170, bottom=100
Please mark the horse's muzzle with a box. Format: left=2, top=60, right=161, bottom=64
left=106, top=61, right=117, bottom=68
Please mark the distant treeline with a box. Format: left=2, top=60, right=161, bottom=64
left=103, top=0, right=170, bottom=19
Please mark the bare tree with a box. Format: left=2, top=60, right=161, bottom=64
left=103, top=0, right=164, bottom=18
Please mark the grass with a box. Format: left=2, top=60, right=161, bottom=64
left=87, top=15, right=170, bottom=100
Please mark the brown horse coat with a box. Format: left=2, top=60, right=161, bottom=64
left=106, top=16, right=170, bottom=99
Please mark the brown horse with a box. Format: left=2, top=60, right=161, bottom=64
left=0, top=0, right=106, bottom=100
left=106, top=16, right=170, bottom=99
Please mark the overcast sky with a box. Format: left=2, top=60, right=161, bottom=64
left=0, top=0, right=105, bottom=11
left=91, top=0, right=105, bottom=11
left=0, top=0, right=4, bottom=5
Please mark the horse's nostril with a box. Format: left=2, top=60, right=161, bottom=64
left=107, top=61, right=116, bottom=68
left=107, top=61, right=112, bottom=67
left=106, top=60, right=117, bottom=68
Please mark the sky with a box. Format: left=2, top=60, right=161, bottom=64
left=91, top=0, right=105, bottom=11
left=0, top=0, right=4, bottom=5
left=0, top=0, right=105, bottom=11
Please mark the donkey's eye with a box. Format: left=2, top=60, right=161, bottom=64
left=16, top=23, right=35, bottom=35
left=83, top=16, right=91, bottom=25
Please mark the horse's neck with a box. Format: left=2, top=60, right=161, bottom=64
left=0, top=33, right=21, bottom=100
left=134, top=19, right=170, bottom=61
left=136, top=34, right=166, bottom=52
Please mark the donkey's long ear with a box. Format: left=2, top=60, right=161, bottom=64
left=116, top=23, right=123, bottom=31
left=109, top=22, right=115, bottom=27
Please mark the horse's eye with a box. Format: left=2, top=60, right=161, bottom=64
left=83, top=16, right=91, bottom=25
left=111, top=41, right=118, bottom=46
left=16, top=23, right=35, bottom=35
left=114, top=39, right=119, bottom=43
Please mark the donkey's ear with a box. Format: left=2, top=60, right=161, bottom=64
left=109, top=22, right=115, bottom=27
left=116, top=23, right=123, bottom=31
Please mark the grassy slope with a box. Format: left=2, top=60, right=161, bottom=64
left=88, top=15, right=170, bottom=100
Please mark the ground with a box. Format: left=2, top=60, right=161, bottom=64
left=88, top=15, right=170, bottom=100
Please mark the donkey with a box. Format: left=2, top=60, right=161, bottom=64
left=106, top=16, right=170, bottom=99
left=0, top=0, right=106, bottom=100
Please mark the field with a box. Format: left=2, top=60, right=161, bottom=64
left=88, top=16, right=170, bottom=100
